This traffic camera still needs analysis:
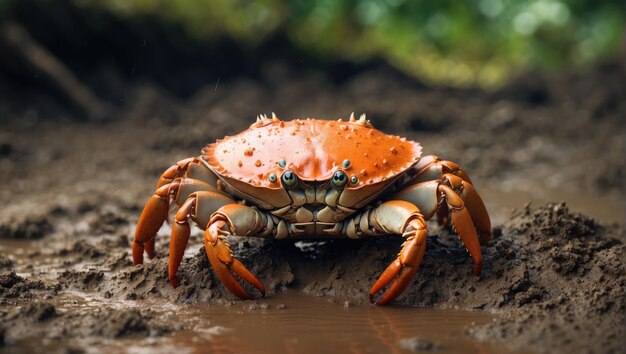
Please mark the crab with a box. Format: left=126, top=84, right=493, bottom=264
left=132, top=114, right=491, bottom=305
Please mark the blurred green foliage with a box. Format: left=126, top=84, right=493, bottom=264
left=9, top=0, right=626, bottom=87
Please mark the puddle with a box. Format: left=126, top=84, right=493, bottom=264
left=157, top=294, right=508, bottom=354
left=2, top=291, right=517, bottom=354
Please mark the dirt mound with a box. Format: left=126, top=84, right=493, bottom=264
left=469, top=204, right=625, bottom=354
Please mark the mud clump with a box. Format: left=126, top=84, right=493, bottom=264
left=88, top=210, right=130, bottom=235
left=0, top=303, right=169, bottom=345
left=16, top=302, right=57, bottom=322
left=58, top=269, right=105, bottom=291
left=0, top=272, right=21, bottom=289
left=0, top=213, right=52, bottom=239
left=98, top=309, right=149, bottom=338
left=57, top=240, right=105, bottom=260
left=0, top=271, right=51, bottom=301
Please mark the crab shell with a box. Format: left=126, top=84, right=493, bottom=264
left=202, top=117, right=422, bottom=210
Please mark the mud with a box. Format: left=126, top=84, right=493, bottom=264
left=0, top=63, right=625, bottom=353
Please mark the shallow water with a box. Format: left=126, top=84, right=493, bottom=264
left=2, top=291, right=520, bottom=354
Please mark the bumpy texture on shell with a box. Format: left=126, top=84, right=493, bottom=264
left=203, top=118, right=422, bottom=188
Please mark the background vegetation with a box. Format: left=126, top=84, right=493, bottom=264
left=1, top=0, right=624, bottom=88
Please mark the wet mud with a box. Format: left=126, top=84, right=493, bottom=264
left=0, top=63, right=624, bottom=353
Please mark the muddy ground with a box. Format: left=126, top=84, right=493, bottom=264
left=0, top=62, right=624, bottom=353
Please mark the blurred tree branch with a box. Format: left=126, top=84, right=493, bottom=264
left=0, top=21, right=111, bottom=121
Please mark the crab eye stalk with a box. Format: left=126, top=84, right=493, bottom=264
left=350, top=175, right=358, bottom=184
left=281, top=170, right=298, bottom=188
left=268, top=173, right=278, bottom=183
left=332, top=171, right=347, bottom=188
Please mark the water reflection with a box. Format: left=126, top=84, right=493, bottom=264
left=1, top=289, right=517, bottom=354
left=146, top=292, right=510, bottom=354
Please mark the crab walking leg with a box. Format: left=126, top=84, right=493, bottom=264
left=441, top=174, right=491, bottom=245
left=133, top=177, right=220, bottom=264
left=392, top=178, right=484, bottom=275
left=404, top=155, right=472, bottom=228
left=411, top=154, right=473, bottom=184
left=355, top=200, right=428, bottom=305
left=204, top=204, right=270, bottom=299
left=168, top=191, right=235, bottom=288
left=157, top=157, right=194, bottom=188
left=371, top=222, right=427, bottom=305
left=401, top=159, right=492, bottom=245
left=438, top=184, right=483, bottom=275
left=133, top=183, right=172, bottom=264
left=133, top=158, right=201, bottom=263
left=156, top=156, right=219, bottom=189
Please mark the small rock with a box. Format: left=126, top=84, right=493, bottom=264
left=99, top=309, right=148, bottom=338
left=0, top=256, right=12, bottom=269
left=247, top=303, right=269, bottom=310
left=63, top=346, right=85, bottom=354
left=397, top=337, right=442, bottom=352
left=0, top=142, right=13, bottom=156
left=21, top=302, right=56, bottom=322
left=0, top=272, right=22, bottom=288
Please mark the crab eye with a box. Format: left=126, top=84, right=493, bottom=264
left=268, top=173, right=277, bottom=183
left=281, top=170, right=298, bottom=188
left=278, top=159, right=287, bottom=168
left=332, top=171, right=347, bottom=188
left=350, top=175, right=358, bottom=184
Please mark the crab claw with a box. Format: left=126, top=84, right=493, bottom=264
left=369, top=220, right=427, bottom=305
left=204, top=220, right=265, bottom=299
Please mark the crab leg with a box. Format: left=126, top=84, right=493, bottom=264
left=410, top=154, right=473, bottom=184
left=133, top=177, right=220, bottom=265
left=169, top=204, right=190, bottom=287
left=439, top=184, right=482, bottom=275
left=354, top=200, right=428, bottom=305
left=407, top=155, right=478, bottom=229
left=441, top=174, right=491, bottom=245
left=156, top=156, right=219, bottom=189
left=204, top=204, right=269, bottom=299
left=132, top=183, right=172, bottom=264
left=402, top=156, right=492, bottom=244
left=370, top=218, right=428, bottom=305
left=391, top=176, right=485, bottom=275
left=168, top=191, right=235, bottom=287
